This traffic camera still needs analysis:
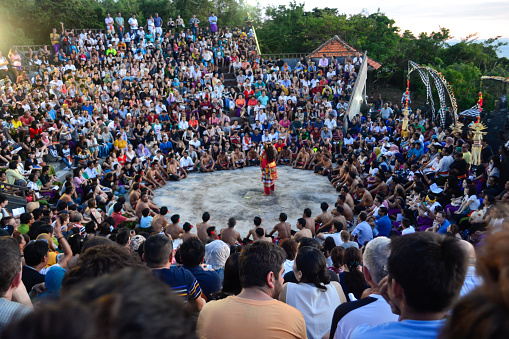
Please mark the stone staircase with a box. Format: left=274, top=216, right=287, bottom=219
left=219, top=66, right=251, bottom=124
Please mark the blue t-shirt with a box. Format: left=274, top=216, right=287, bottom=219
left=251, top=132, right=262, bottom=144
left=152, top=267, right=202, bottom=301
left=183, top=265, right=221, bottom=300
left=436, top=219, right=451, bottom=235
left=375, top=215, right=392, bottom=237
left=351, top=319, right=446, bottom=339
left=154, top=17, right=162, bottom=27
left=352, top=221, right=373, bottom=246
left=140, top=215, right=153, bottom=229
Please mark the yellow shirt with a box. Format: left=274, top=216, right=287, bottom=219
left=114, top=139, right=127, bottom=150
left=197, top=295, right=307, bottom=339
left=463, top=151, right=472, bottom=165
left=13, top=120, right=23, bottom=128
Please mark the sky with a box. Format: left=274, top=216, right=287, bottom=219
left=254, top=0, right=509, bottom=47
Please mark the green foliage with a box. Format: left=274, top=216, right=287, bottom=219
left=438, top=63, right=482, bottom=110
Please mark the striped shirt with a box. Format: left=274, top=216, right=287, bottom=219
left=152, top=267, right=202, bottom=301
left=0, top=298, right=32, bottom=333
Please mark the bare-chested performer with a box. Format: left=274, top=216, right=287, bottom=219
left=220, top=217, right=242, bottom=247
left=340, top=186, right=356, bottom=210
left=293, top=147, right=310, bottom=169
left=135, top=192, right=159, bottom=219
left=231, top=146, right=246, bottom=169
left=247, top=146, right=260, bottom=166
left=277, top=146, right=293, bottom=166
left=200, top=151, right=215, bottom=172
left=354, top=183, right=374, bottom=214
left=332, top=163, right=349, bottom=188
left=315, top=201, right=333, bottom=232
left=181, top=222, right=199, bottom=242
left=197, top=212, right=211, bottom=242
left=153, top=157, right=170, bottom=180
left=345, top=171, right=360, bottom=194
left=165, top=213, right=185, bottom=239
left=147, top=160, right=167, bottom=187
left=316, top=206, right=347, bottom=233
left=337, top=194, right=354, bottom=222
left=215, top=152, right=230, bottom=170
left=168, top=154, right=188, bottom=179
left=246, top=216, right=265, bottom=242
left=303, top=208, right=316, bottom=236
left=293, top=218, right=312, bottom=240
left=314, top=154, right=333, bottom=176
left=129, top=182, right=141, bottom=209
left=255, top=228, right=272, bottom=242
left=329, top=159, right=345, bottom=183
left=151, top=206, right=169, bottom=234
left=268, top=213, right=292, bottom=240
left=305, top=149, right=322, bottom=170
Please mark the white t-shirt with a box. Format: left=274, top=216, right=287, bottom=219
left=128, top=17, right=138, bottom=30
left=180, top=157, right=194, bottom=168
left=401, top=226, right=415, bottom=235
left=283, top=259, right=294, bottom=276
left=287, top=282, right=343, bottom=339
left=84, top=167, right=98, bottom=179
left=466, top=195, right=480, bottom=211
left=323, top=233, right=344, bottom=247
left=332, top=294, right=399, bottom=339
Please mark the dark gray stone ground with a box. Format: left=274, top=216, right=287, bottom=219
left=152, top=166, right=338, bottom=237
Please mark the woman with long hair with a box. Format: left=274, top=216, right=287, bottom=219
left=279, top=247, right=346, bottom=339
left=260, top=142, right=277, bottom=196
left=338, top=247, right=367, bottom=301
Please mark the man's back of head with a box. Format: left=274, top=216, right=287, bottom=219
left=24, top=240, right=49, bottom=267
left=116, top=228, right=131, bottom=247
left=239, top=241, right=285, bottom=293
left=388, top=232, right=468, bottom=314
left=180, top=237, right=205, bottom=267
left=228, top=217, right=236, bottom=228
left=144, top=234, right=173, bottom=269
left=202, top=212, right=210, bottom=222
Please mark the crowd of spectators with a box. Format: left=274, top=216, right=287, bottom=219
left=0, top=9, right=508, bottom=339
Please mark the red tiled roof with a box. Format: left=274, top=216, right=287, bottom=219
left=308, top=35, right=382, bottom=70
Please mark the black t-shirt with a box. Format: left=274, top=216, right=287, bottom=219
left=15, top=93, right=26, bottom=102
left=449, top=159, right=468, bottom=176
left=40, top=174, right=51, bottom=186
left=481, top=145, right=493, bottom=163
left=22, top=266, right=45, bottom=293
left=101, top=178, right=115, bottom=189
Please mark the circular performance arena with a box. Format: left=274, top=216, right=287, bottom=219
left=152, top=166, right=338, bottom=236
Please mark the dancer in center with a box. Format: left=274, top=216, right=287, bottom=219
left=261, top=142, right=278, bottom=196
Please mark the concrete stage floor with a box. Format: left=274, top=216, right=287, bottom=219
left=152, top=166, right=339, bottom=237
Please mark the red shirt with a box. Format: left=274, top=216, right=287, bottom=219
left=112, top=212, right=127, bottom=227
left=244, top=89, right=255, bottom=98
left=247, top=98, right=257, bottom=107
left=21, top=116, right=34, bottom=126
left=117, top=154, right=127, bottom=166
left=230, top=135, right=240, bottom=144
left=275, top=142, right=285, bottom=152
